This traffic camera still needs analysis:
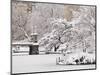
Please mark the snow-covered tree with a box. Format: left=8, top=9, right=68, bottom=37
left=39, top=18, right=72, bottom=52
left=70, top=6, right=96, bottom=53
left=12, top=1, right=32, bottom=41
left=39, top=5, right=95, bottom=54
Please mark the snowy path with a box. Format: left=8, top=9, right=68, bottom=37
left=12, top=54, right=95, bottom=74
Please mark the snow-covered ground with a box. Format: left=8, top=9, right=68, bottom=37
left=12, top=54, right=95, bottom=74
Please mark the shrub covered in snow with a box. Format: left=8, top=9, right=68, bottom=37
left=57, top=52, right=95, bottom=65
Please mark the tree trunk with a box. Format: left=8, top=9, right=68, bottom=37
left=54, top=46, right=59, bottom=52
left=54, top=47, right=57, bottom=52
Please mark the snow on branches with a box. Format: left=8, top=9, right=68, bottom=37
left=39, top=18, right=73, bottom=52
left=39, top=6, right=95, bottom=54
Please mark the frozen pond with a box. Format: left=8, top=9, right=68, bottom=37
left=12, top=54, right=96, bottom=74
